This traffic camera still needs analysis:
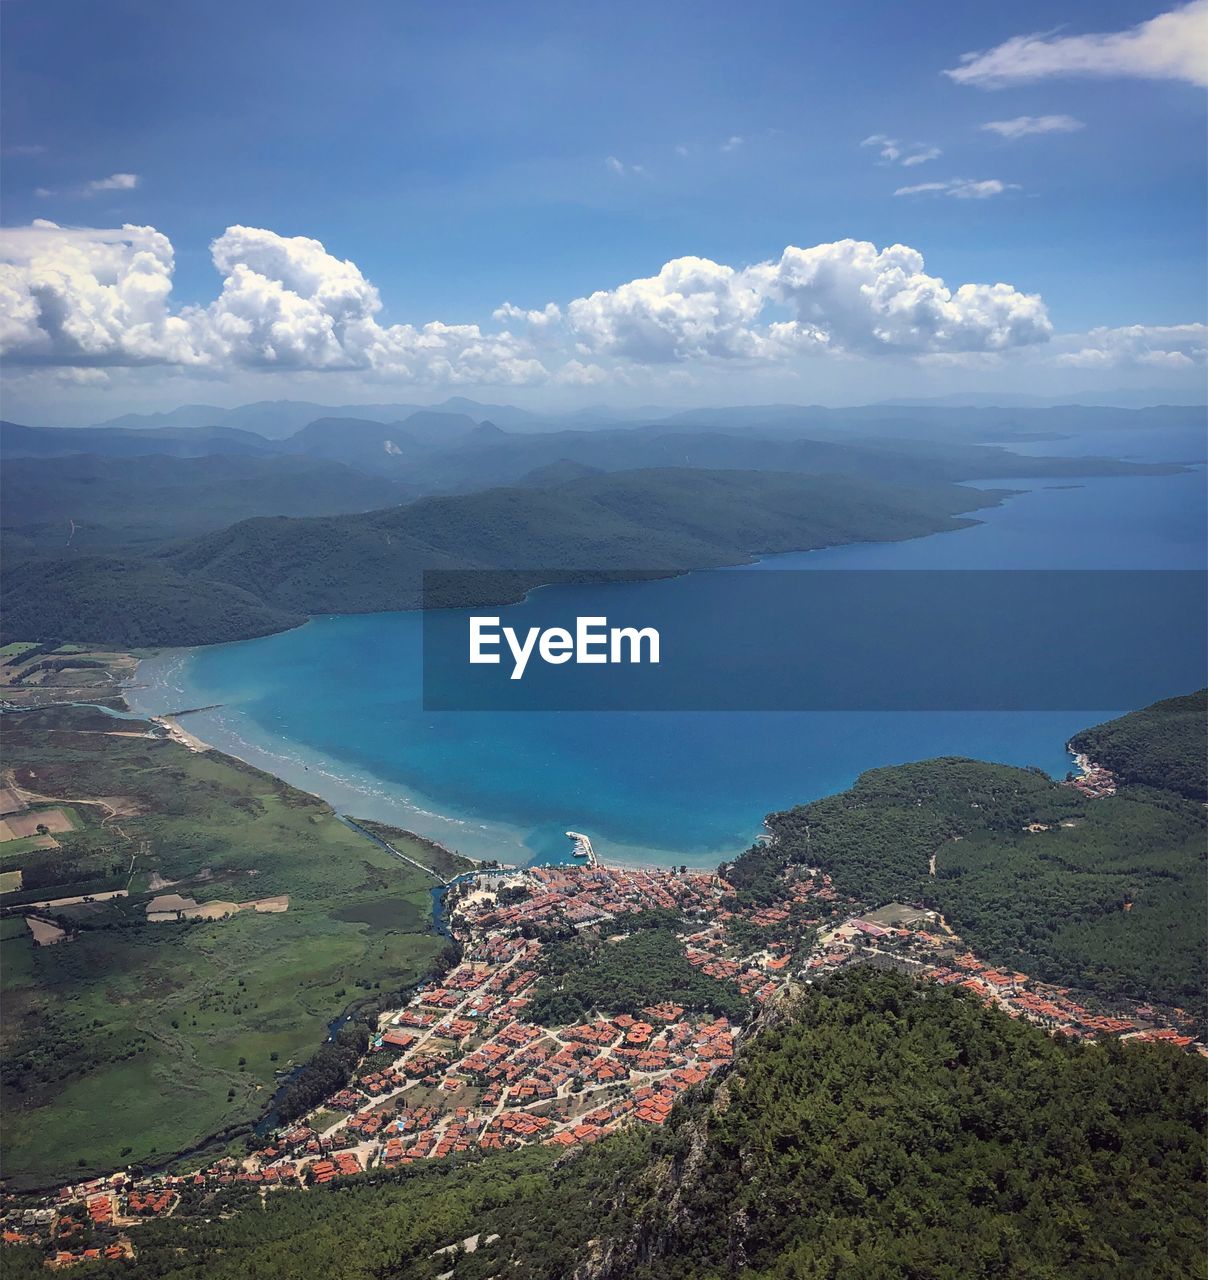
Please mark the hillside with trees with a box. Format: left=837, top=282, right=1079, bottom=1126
left=1070, top=689, right=1207, bottom=801
left=1, top=468, right=1001, bottom=646
left=9, top=972, right=1201, bottom=1279
left=725, top=694, right=1208, bottom=1019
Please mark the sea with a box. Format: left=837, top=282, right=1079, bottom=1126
left=128, top=422, right=1207, bottom=871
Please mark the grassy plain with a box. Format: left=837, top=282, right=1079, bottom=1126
left=0, top=704, right=448, bottom=1189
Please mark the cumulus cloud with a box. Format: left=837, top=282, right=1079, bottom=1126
left=900, top=146, right=942, bottom=167
left=566, top=240, right=1051, bottom=362
left=981, top=115, right=1085, bottom=139
left=567, top=256, right=776, bottom=362
left=492, top=301, right=562, bottom=333
left=0, top=220, right=205, bottom=366
left=945, top=1, right=1208, bottom=88
left=1055, top=323, right=1207, bottom=368
left=0, top=224, right=1057, bottom=381
left=895, top=178, right=1017, bottom=199
left=0, top=221, right=549, bottom=384
left=720, top=135, right=744, bottom=152
left=758, top=240, right=1052, bottom=354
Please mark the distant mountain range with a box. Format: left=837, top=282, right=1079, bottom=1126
left=2, top=402, right=1191, bottom=557
left=1, top=400, right=1199, bottom=648
left=47, top=391, right=1208, bottom=439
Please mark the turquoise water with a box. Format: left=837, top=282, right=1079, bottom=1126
left=129, top=441, right=1206, bottom=871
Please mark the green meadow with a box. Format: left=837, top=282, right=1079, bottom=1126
left=0, top=705, right=451, bottom=1189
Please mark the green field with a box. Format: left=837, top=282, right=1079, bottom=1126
left=0, top=704, right=449, bottom=1189
left=0, top=641, right=39, bottom=659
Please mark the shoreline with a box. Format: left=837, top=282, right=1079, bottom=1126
left=123, top=653, right=740, bottom=871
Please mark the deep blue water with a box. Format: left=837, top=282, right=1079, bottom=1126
left=130, top=434, right=1206, bottom=870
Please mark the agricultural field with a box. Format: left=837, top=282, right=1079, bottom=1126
left=0, top=643, right=138, bottom=710
left=0, top=704, right=452, bottom=1189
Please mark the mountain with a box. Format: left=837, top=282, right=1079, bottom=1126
left=399, top=421, right=1183, bottom=493
left=1, top=452, right=416, bottom=550
left=513, top=459, right=606, bottom=487
left=0, top=420, right=277, bottom=459
left=89, top=400, right=427, bottom=439
left=3, top=556, right=303, bottom=648
left=161, top=468, right=999, bottom=616
left=0, top=468, right=1001, bottom=646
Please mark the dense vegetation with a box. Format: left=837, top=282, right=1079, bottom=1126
left=0, top=705, right=446, bottom=1187
left=273, top=1021, right=372, bottom=1127
left=2, top=467, right=1002, bottom=646
left=1070, top=689, right=1207, bottom=801
left=2, top=452, right=415, bottom=550
left=727, top=698, right=1208, bottom=1019
left=1, top=555, right=303, bottom=647
left=11, top=972, right=1202, bottom=1279
left=527, top=925, right=748, bottom=1026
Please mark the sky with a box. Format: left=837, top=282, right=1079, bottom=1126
left=1, top=0, right=1206, bottom=423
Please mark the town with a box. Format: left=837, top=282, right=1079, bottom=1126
left=5, top=819, right=1203, bottom=1269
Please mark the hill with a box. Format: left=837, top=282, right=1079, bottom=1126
left=726, top=692, right=1208, bottom=1018
left=1, top=468, right=1002, bottom=646
left=1, top=453, right=417, bottom=550
left=0, top=420, right=275, bottom=460
left=1069, top=689, right=1207, bottom=801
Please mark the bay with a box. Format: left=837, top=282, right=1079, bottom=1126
left=129, top=439, right=1206, bottom=871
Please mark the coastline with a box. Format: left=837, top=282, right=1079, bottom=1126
left=124, top=651, right=742, bottom=871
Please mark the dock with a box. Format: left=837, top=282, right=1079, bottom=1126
left=565, top=830, right=601, bottom=867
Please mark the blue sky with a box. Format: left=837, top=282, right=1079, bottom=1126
left=2, top=0, right=1206, bottom=420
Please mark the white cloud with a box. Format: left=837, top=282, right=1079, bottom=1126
left=492, top=301, right=562, bottom=333
left=86, top=173, right=140, bottom=194
left=567, top=240, right=1051, bottom=362
left=861, top=133, right=902, bottom=162
left=901, top=147, right=942, bottom=167
left=721, top=135, right=744, bottom=152
left=1055, top=323, right=1207, bottom=368
left=862, top=135, right=941, bottom=167
left=605, top=155, right=645, bottom=176
left=981, top=114, right=1085, bottom=139
left=0, top=224, right=1060, bottom=382
left=945, top=1, right=1208, bottom=88
left=0, top=221, right=205, bottom=366
left=566, top=256, right=775, bottom=363
left=0, top=221, right=550, bottom=385
left=31, top=172, right=143, bottom=200
left=760, top=240, right=1051, bottom=354
left=554, top=358, right=609, bottom=386
left=895, top=177, right=1017, bottom=199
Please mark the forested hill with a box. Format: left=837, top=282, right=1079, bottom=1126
left=12, top=972, right=1201, bottom=1279
left=725, top=693, right=1208, bottom=1019
left=1070, top=689, right=1207, bottom=801
left=0, top=468, right=1000, bottom=647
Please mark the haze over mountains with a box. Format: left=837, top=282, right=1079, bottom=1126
left=1, top=399, right=1200, bottom=648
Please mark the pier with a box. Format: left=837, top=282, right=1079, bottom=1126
left=566, top=830, right=601, bottom=867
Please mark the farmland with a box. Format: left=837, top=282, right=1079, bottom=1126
left=0, top=704, right=461, bottom=1189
